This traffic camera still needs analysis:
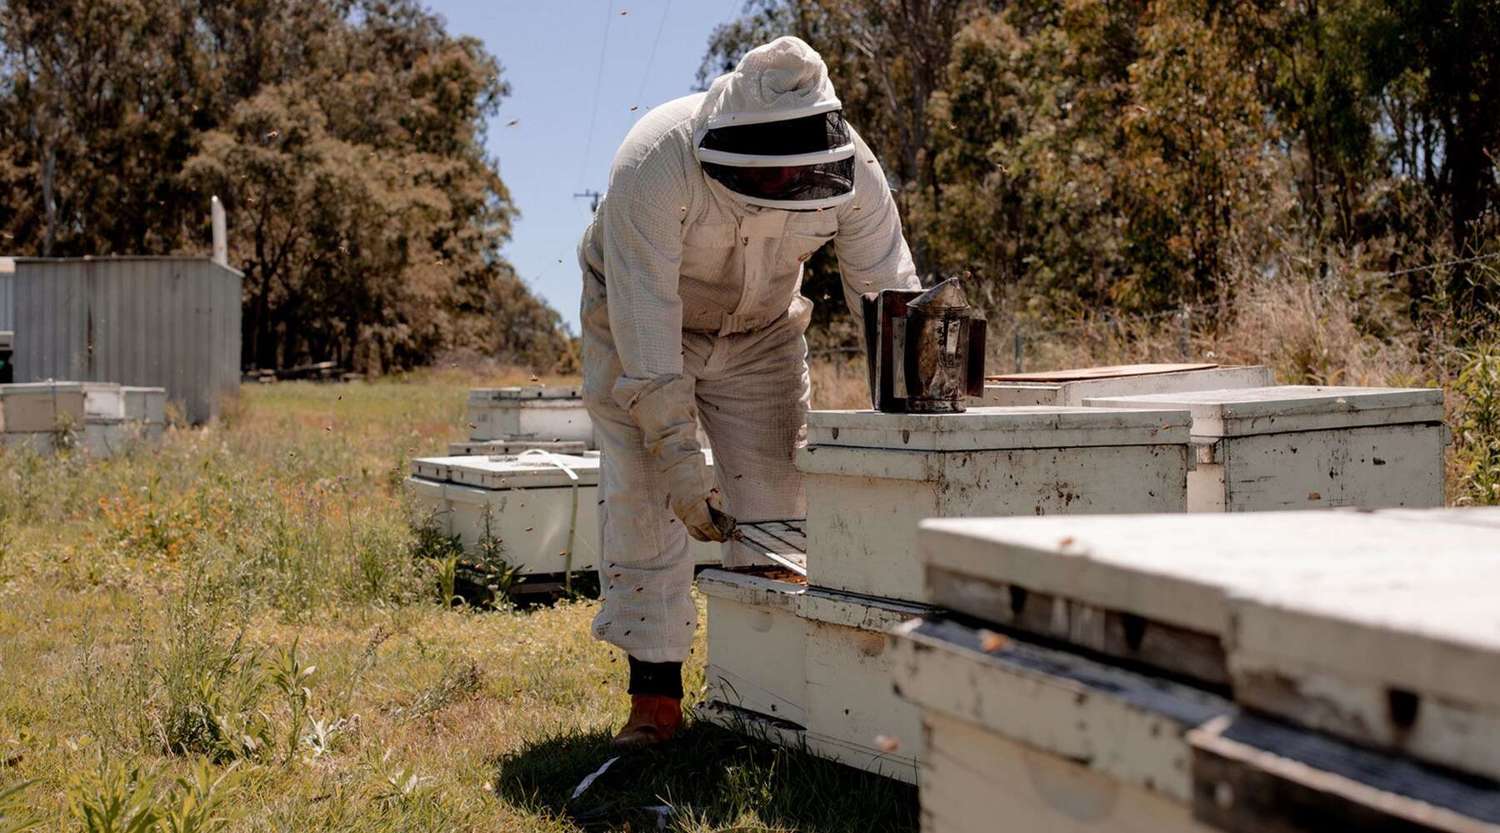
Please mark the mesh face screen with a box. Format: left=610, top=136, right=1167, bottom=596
left=699, top=110, right=851, bottom=157
left=701, top=157, right=855, bottom=203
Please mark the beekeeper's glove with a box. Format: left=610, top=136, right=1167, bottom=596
left=616, top=375, right=737, bottom=543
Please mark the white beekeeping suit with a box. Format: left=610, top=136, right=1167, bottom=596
left=578, top=36, right=919, bottom=665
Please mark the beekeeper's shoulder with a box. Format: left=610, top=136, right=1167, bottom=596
left=606, top=93, right=704, bottom=200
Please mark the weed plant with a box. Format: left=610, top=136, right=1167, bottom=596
left=0, top=369, right=921, bottom=832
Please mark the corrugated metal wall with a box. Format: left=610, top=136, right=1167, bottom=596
left=14, top=258, right=242, bottom=423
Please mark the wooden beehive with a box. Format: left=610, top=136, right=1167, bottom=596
left=446, top=439, right=589, bottom=456
left=915, top=509, right=1500, bottom=781
left=982, top=363, right=1273, bottom=407
left=889, top=617, right=1230, bottom=833
left=794, top=407, right=1192, bottom=603
left=466, top=386, right=594, bottom=445
left=403, top=451, right=721, bottom=584
left=1085, top=385, right=1446, bottom=511
left=699, top=568, right=929, bottom=783
left=889, top=612, right=1500, bottom=833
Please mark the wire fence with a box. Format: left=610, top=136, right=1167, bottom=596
left=807, top=250, right=1500, bottom=371
left=808, top=303, right=1195, bottom=371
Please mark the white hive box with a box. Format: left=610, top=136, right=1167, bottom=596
left=917, top=509, right=1500, bottom=780
left=795, top=407, right=1192, bottom=603
left=699, top=569, right=929, bottom=783
left=122, top=386, right=167, bottom=440
left=0, top=381, right=124, bottom=432
left=404, top=451, right=720, bottom=581
left=446, top=439, right=588, bottom=456
left=890, top=617, right=1500, bottom=833
left=889, top=617, right=1230, bottom=833
left=982, top=363, right=1273, bottom=406
left=1086, top=385, right=1446, bottom=511
left=466, top=385, right=593, bottom=446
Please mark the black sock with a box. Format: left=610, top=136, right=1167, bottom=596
left=627, top=656, right=684, bottom=699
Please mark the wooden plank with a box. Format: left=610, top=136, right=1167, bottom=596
left=925, top=567, right=1230, bottom=685
left=1087, top=385, right=1444, bottom=437
left=1189, top=715, right=1500, bottom=833
left=803, top=406, right=1191, bottom=451
left=890, top=618, right=1231, bottom=804
left=918, top=513, right=1500, bottom=638
left=989, top=363, right=1220, bottom=382
left=921, top=710, right=1212, bottom=833
left=1221, top=424, right=1445, bottom=511
left=804, top=444, right=1188, bottom=603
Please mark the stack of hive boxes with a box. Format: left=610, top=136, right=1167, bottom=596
left=453, top=385, right=594, bottom=455
left=700, top=363, right=1453, bottom=784
left=403, top=450, right=725, bottom=595
left=698, top=403, right=1197, bottom=782
left=985, top=364, right=1448, bottom=511
left=890, top=509, right=1500, bottom=832
left=0, top=381, right=165, bottom=456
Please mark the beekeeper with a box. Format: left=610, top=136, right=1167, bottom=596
left=577, top=35, right=919, bottom=747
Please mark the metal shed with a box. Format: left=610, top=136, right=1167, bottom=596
left=13, top=257, right=242, bottom=424
left=0, top=257, right=14, bottom=332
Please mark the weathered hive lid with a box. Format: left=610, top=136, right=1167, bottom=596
left=918, top=511, right=1500, bottom=639
left=1230, top=564, right=1500, bottom=720
left=409, top=453, right=601, bottom=489
left=804, top=406, right=1191, bottom=451
left=467, top=385, right=582, bottom=404
left=1084, top=384, right=1443, bottom=437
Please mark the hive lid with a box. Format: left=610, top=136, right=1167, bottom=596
left=467, top=385, right=582, bottom=403
left=918, top=510, right=1500, bottom=641
left=805, top=406, right=1191, bottom=450
left=409, top=453, right=602, bottom=489
left=1084, top=385, right=1443, bottom=437
left=988, top=363, right=1220, bottom=382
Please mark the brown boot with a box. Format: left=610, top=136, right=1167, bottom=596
left=610, top=694, right=683, bottom=749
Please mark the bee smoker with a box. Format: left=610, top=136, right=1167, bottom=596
left=861, top=277, right=987, bottom=413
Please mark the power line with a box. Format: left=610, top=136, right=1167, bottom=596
left=576, top=0, right=617, bottom=190
left=633, top=0, right=673, bottom=109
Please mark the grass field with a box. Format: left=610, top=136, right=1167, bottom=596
left=0, top=368, right=914, bottom=833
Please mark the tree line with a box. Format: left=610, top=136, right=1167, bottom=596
left=704, top=0, right=1500, bottom=345
left=0, top=0, right=570, bottom=374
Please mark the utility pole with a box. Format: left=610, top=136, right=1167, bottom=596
left=573, top=190, right=603, bottom=214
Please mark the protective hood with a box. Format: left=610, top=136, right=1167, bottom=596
left=693, top=36, right=856, bottom=210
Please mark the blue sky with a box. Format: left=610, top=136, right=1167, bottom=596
left=428, top=0, right=747, bottom=332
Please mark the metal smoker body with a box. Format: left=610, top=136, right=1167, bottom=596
left=861, top=277, right=987, bottom=413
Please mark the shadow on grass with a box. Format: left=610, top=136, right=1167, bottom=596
left=494, top=718, right=918, bottom=832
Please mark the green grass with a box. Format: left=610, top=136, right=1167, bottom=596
left=0, top=369, right=916, bottom=832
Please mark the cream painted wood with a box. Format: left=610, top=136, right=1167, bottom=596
left=403, top=451, right=722, bottom=576
left=123, top=386, right=166, bottom=443
left=889, top=619, right=1230, bottom=807
left=804, top=406, right=1191, bottom=451
left=1228, top=566, right=1500, bottom=779
left=798, top=589, right=927, bottom=782
left=1086, top=385, right=1443, bottom=437
left=0, top=381, right=126, bottom=426
left=698, top=572, right=928, bottom=783
left=918, top=512, right=1500, bottom=639
left=1, top=421, right=132, bottom=456
left=918, top=709, right=1212, bottom=833
left=466, top=386, right=594, bottom=445
left=982, top=365, right=1273, bottom=407
left=1085, top=386, right=1446, bottom=511
left=801, top=443, right=1188, bottom=602
left=1213, top=423, right=1445, bottom=510
left=699, top=570, right=808, bottom=726
left=915, top=510, right=1500, bottom=778
left=446, top=439, right=589, bottom=456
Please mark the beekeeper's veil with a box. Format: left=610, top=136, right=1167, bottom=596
left=693, top=37, right=855, bottom=210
